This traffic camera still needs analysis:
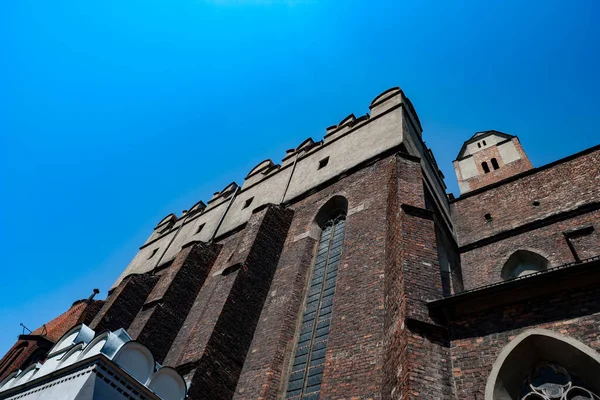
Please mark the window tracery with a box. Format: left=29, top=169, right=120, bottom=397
left=521, top=363, right=599, bottom=400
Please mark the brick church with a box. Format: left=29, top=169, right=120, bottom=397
left=1, top=87, right=599, bottom=400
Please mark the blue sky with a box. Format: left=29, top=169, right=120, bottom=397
left=0, top=0, right=598, bottom=355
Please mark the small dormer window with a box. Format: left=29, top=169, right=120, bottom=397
left=482, top=162, right=490, bottom=173
left=491, top=158, right=500, bottom=170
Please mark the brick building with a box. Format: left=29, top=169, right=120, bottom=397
left=1, top=87, right=599, bottom=399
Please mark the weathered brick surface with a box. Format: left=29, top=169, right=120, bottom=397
left=317, top=158, right=391, bottom=399
left=451, top=147, right=600, bottom=290
left=230, top=153, right=456, bottom=400
left=234, top=155, right=397, bottom=400
left=90, top=273, right=159, bottom=332
left=460, top=210, right=600, bottom=290
left=232, top=226, right=317, bottom=400
left=383, top=153, right=406, bottom=400
left=127, top=241, right=221, bottom=363
left=384, top=154, right=453, bottom=400
left=164, top=205, right=293, bottom=400
left=451, top=147, right=600, bottom=248
left=449, top=284, right=600, bottom=399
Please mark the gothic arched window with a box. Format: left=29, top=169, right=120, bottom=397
left=285, top=196, right=348, bottom=400
left=501, top=250, right=549, bottom=280
left=485, top=329, right=600, bottom=400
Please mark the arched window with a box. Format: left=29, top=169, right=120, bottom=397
left=485, top=330, right=600, bottom=400
left=482, top=162, right=491, bottom=173
left=491, top=158, right=500, bottom=170
left=501, top=250, right=549, bottom=280
left=285, top=196, right=348, bottom=400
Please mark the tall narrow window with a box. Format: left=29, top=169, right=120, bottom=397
left=491, top=158, right=500, bottom=170
left=285, top=201, right=347, bottom=400
left=482, top=161, right=490, bottom=173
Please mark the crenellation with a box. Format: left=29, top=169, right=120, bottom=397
left=116, top=86, right=444, bottom=288
left=242, top=159, right=276, bottom=188
left=369, top=86, right=403, bottom=117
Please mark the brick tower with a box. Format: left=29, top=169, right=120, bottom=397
left=453, top=130, right=532, bottom=194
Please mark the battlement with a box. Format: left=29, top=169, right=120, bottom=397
left=113, top=86, right=449, bottom=288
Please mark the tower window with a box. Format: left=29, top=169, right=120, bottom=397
left=482, top=162, right=490, bottom=173
left=477, top=142, right=481, bottom=148
left=483, top=140, right=487, bottom=145
left=491, top=158, right=500, bottom=170
left=318, top=157, right=329, bottom=170
left=242, top=197, right=254, bottom=209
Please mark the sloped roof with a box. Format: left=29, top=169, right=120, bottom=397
left=30, top=300, right=104, bottom=342
left=455, top=130, right=515, bottom=161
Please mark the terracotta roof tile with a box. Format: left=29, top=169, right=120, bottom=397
left=30, top=300, right=104, bottom=342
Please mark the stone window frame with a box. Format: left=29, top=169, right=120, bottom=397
left=485, top=329, right=600, bottom=400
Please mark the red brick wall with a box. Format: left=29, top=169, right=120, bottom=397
left=452, top=147, right=600, bottom=248
left=90, top=273, right=159, bottom=332
left=163, top=205, right=293, bottom=400
left=452, top=147, right=600, bottom=289
left=460, top=210, right=600, bottom=290
left=127, top=241, right=221, bottom=364
left=390, top=155, right=454, bottom=399
left=226, top=153, right=456, bottom=400
left=449, top=284, right=600, bottom=399
left=234, top=155, right=396, bottom=400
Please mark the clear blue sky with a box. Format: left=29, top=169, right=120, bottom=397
left=1, top=0, right=598, bottom=356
